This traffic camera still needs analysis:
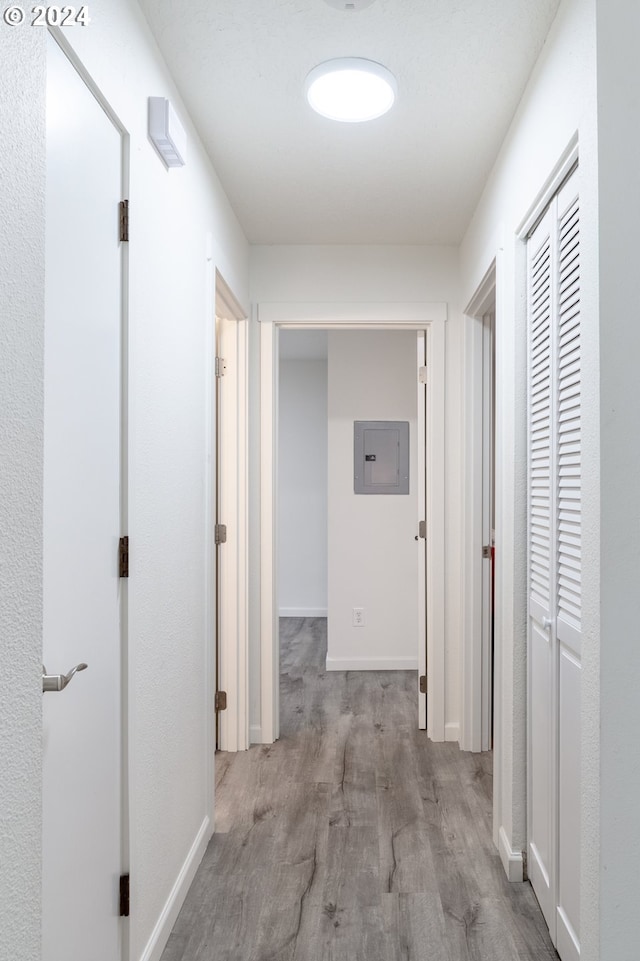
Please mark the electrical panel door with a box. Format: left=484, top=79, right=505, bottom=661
left=354, top=421, right=409, bottom=494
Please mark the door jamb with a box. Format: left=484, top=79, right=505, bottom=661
left=462, top=266, right=496, bottom=753
left=257, top=302, right=447, bottom=744
left=214, top=271, right=249, bottom=753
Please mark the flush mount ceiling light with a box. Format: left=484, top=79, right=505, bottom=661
left=304, top=58, right=397, bottom=123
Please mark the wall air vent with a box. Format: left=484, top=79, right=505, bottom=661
left=148, top=97, right=187, bottom=169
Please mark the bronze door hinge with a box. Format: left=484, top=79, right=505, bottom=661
left=119, top=200, right=129, bottom=243
left=119, top=873, right=130, bottom=917
left=215, top=690, right=227, bottom=712
left=119, top=536, right=129, bottom=578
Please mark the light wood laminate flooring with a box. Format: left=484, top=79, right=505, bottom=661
left=161, top=617, right=558, bottom=961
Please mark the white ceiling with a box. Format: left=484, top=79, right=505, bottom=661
left=138, top=0, right=561, bottom=245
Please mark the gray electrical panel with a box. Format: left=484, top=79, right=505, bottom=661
left=354, top=421, right=409, bottom=495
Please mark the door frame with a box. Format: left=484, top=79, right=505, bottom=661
left=256, top=301, right=447, bottom=744
left=212, top=271, right=249, bottom=752
left=462, top=266, right=496, bottom=753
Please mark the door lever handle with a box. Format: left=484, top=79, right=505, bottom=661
left=42, top=662, right=88, bottom=693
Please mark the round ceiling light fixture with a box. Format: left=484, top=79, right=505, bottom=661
left=304, top=58, right=397, bottom=123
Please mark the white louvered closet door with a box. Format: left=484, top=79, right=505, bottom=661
left=527, top=169, right=581, bottom=961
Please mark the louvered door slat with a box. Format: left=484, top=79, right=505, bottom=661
left=557, top=194, right=581, bottom=638
left=529, top=230, right=553, bottom=614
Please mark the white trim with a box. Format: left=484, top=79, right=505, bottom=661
left=516, top=133, right=579, bottom=239
left=138, top=816, right=211, bottom=961
left=417, top=331, right=427, bottom=730
left=216, top=270, right=248, bottom=322
left=258, top=301, right=447, bottom=325
left=498, top=825, right=525, bottom=883
left=259, top=302, right=447, bottom=746
left=556, top=906, right=580, bottom=961
left=260, top=320, right=278, bottom=744
left=325, top=656, right=419, bottom=671
left=465, top=262, right=497, bottom=318
left=425, top=319, right=446, bottom=741
left=204, top=237, right=215, bottom=822
left=461, top=266, right=497, bottom=753
left=279, top=608, right=328, bottom=618
left=216, top=274, right=249, bottom=753
left=444, top=722, right=460, bottom=743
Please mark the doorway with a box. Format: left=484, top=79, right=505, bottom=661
left=257, top=301, right=447, bottom=746
left=277, top=329, right=423, bottom=707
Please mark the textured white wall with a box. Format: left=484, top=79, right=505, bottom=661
left=459, top=0, right=598, bottom=951
left=42, top=4, right=249, bottom=959
left=250, top=246, right=461, bottom=735
left=327, top=331, right=418, bottom=669
left=0, top=30, right=46, bottom=961
left=278, top=359, right=328, bottom=616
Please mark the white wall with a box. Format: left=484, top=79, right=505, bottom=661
left=250, top=245, right=461, bottom=737
left=459, top=0, right=598, bottom=949
left=0, top=29, right=46, bottom=961
left=596, top=3, right=640, bottom=958
left=278, top=359, right=328, bottom=616
left=1, top=4, right=249, bottom=960
left=327, top=331, right=418, bottom=670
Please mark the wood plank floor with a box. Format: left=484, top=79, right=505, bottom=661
left=161, top=618, right=558, bottom=961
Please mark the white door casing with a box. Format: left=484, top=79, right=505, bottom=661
left=43, top=31, right=125, bottom=961
left=416, top=331, right=427, bottom=730
left=257, top=303, right=446, bottom=745
left=216, top=300, right=249, bottom=753
left=481, top=312, right=495, bottom=753
left=462, top=269, right=497, bottom=755
left=526, top=169, right=581, bottom=960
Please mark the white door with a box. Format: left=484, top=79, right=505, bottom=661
left=527, top=170, right=581, bottom=961
left=417, top=331, right=428, bottom=729
left=43, top=33, right=124, bottom=961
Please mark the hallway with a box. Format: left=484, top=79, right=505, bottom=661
left=161, top=619, right=557, bottom=961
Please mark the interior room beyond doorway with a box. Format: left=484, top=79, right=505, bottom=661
left=277, top=328, right=421, bottom=703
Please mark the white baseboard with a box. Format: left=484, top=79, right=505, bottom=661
left=325, top=655, right=418, bottom=671
left=498, top=825, right=525, bottom=883
left=279, top=608, right=327, bottom=618
left=139, top=815, right=211, bottom=961
left=556, top=906, right=580, bottom=961
left=445, top=722, right=460, bottom=743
